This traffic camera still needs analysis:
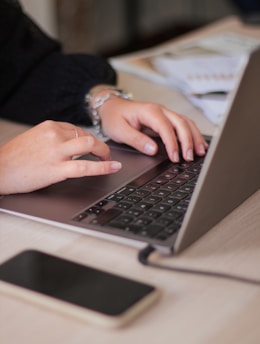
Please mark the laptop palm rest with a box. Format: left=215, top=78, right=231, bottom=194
left=0, top=140, right=167, bottom=223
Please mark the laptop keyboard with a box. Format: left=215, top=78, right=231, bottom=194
left=73, top=155, right=204, bottom=241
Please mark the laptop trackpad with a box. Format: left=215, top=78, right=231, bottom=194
left=75, top=139, right=166, bottom=194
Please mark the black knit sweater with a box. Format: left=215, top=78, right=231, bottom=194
left=0, top=0, right=117, bottom=125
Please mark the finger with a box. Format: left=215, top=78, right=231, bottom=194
left=69, top=126, right=87, bottom=140
left=41, top=121, right=87, bottom=142
left=101, top=101, right=181, bottom=160
left=61, top=135, right=111, bottom=161
left=55, top=122, right=88, bottom=141
left=111, top=118, right=160, bottom=156
left=66, top=126, right=87, bottom=141
left=171, top=115, right=208, bottom=160
left=164, top=111, right=195, bottom=161
left=59, top=159, right=122, bottom=179
left=130, top=107, right=181, bottom=162
left=162, top=108, right=207, bottom=161
left=184, top=119, right=209, bottom=156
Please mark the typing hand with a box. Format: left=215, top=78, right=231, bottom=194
left=99, top=98, right=208, bottom=162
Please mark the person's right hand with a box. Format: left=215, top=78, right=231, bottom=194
left=0, top=120, right=122, bottom=195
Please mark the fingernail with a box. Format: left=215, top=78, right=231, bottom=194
left=199, top=144, right=206, bottom=155
left=144, top=142, right=156, bottom=155
left=110, top=161, right=122, bottom=171
left=173, top=151, right=180, bottom=162
left=187, top=149, right=194, bottom=161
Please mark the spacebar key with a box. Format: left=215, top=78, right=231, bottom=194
left=92, top=208, right=122, bottom=225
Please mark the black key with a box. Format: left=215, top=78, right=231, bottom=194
left=135, top=202, right=153, bottom=211
left=138, top=224, right=164, bottom=238
left=106, top=194, right=124, bottom=202
left=155, top=218, right=172, bottom=226
left=179, top=185, right=194, bottom=193
left=171, top=178, right=187, bottom=186
left=145, top=210, right=162, bottom=219
left=164, top=223, right=180, bottom=234
left=152, top=189, right=171, bottom=197
left=115, top=202, right=132, bottom=210
left=108, top=222, right=141, bottom=234
left=168, top=166, right=183, bottom=174
left=95, top=200, right=108, bottom=207
left=117, top=186, right=136, bottom=195
left=152, top=177, right=169, bottom=185
left=161, top=184, right=178, bottom=192
left=142, top=183, right=160, bottom=191
left=160, top=172, right=176, bottom=180
left=152, top=204, right=171, bottom=212
left=108, top=222, right=128, bottom=230
left=112, top=215, right=134, bottom=224
left=124, top=224, right=143, bottom=234
left=132, top=189, right=151, bottom=197
left=144, top=195, right=162, bottom=204
left=173, top=201, right=188, bottom=213
left=134, top=217, right=152, bottom=226
left=87, top=206, right=104, bottom=215
left=125, top=195, right=142, bottom=203
left=187, top=165, right=201, bottom=173
left=171, top=191, right=189, bottom=199
left=179, top=161, right=193, bottom=169
left=165, top=210, right=183, bottom=220
left=167, top=222, right=181, bottom=235
left=161, top=197, right=179, bottom=206
left=126, top=208, right=144, bottom=217
left=91, top=208, right=122, bottom=225
left=73, top=212, right=89, bottom=222
left=178, top=172, right=195, bottom=180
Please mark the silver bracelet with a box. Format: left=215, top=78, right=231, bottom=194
left=85, top=85, right=133, bottom=137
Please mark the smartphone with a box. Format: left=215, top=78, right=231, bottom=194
left=0, top=250, right=159, bottom=328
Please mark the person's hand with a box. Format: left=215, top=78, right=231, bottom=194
left=99, top=97, right=208, bottom=162
left=0, top=120, right=121, bottom=195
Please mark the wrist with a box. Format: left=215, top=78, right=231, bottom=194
left=85, top=84, right=133, bottom=137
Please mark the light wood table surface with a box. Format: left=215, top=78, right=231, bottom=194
left=1, top=16, right=260, bottom=344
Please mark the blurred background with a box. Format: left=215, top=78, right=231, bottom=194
left=20, top=0, right=260, bottom=57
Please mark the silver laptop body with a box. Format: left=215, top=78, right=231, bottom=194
left=1, top=48, right=259, bottom=255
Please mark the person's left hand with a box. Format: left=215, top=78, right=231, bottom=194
left=0, top=120, right=121, bottom=195
left=99, top=97, right=208, bottom=162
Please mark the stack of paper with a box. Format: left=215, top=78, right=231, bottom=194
left=111, top=32, right=260, bottom=125
left=152, top=54, right=247, bottom=124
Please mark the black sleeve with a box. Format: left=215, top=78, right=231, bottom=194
left=0, top=0, right=117, bottom=125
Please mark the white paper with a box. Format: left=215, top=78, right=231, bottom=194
left=198, top=32, right=260, bottom=54
left=151, top=54, right=248, bottom=124
left=111, top=31, right=260, bottom=125
left=152, top=54, right=245, bottom=95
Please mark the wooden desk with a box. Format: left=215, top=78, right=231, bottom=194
left=1, top=17, right=260, bottom=344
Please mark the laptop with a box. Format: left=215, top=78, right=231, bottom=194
left=1, top=48, right=259, bottom=255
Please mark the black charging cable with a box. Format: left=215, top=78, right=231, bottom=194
left=138, top=245, right=260, bottom=286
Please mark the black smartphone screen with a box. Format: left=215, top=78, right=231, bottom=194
left=0, top=250, right=155, bottom=317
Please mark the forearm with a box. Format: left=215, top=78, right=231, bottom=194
left=0, top=53, right=117, bottom=126
left=0, top=0, right=117, bottom=126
